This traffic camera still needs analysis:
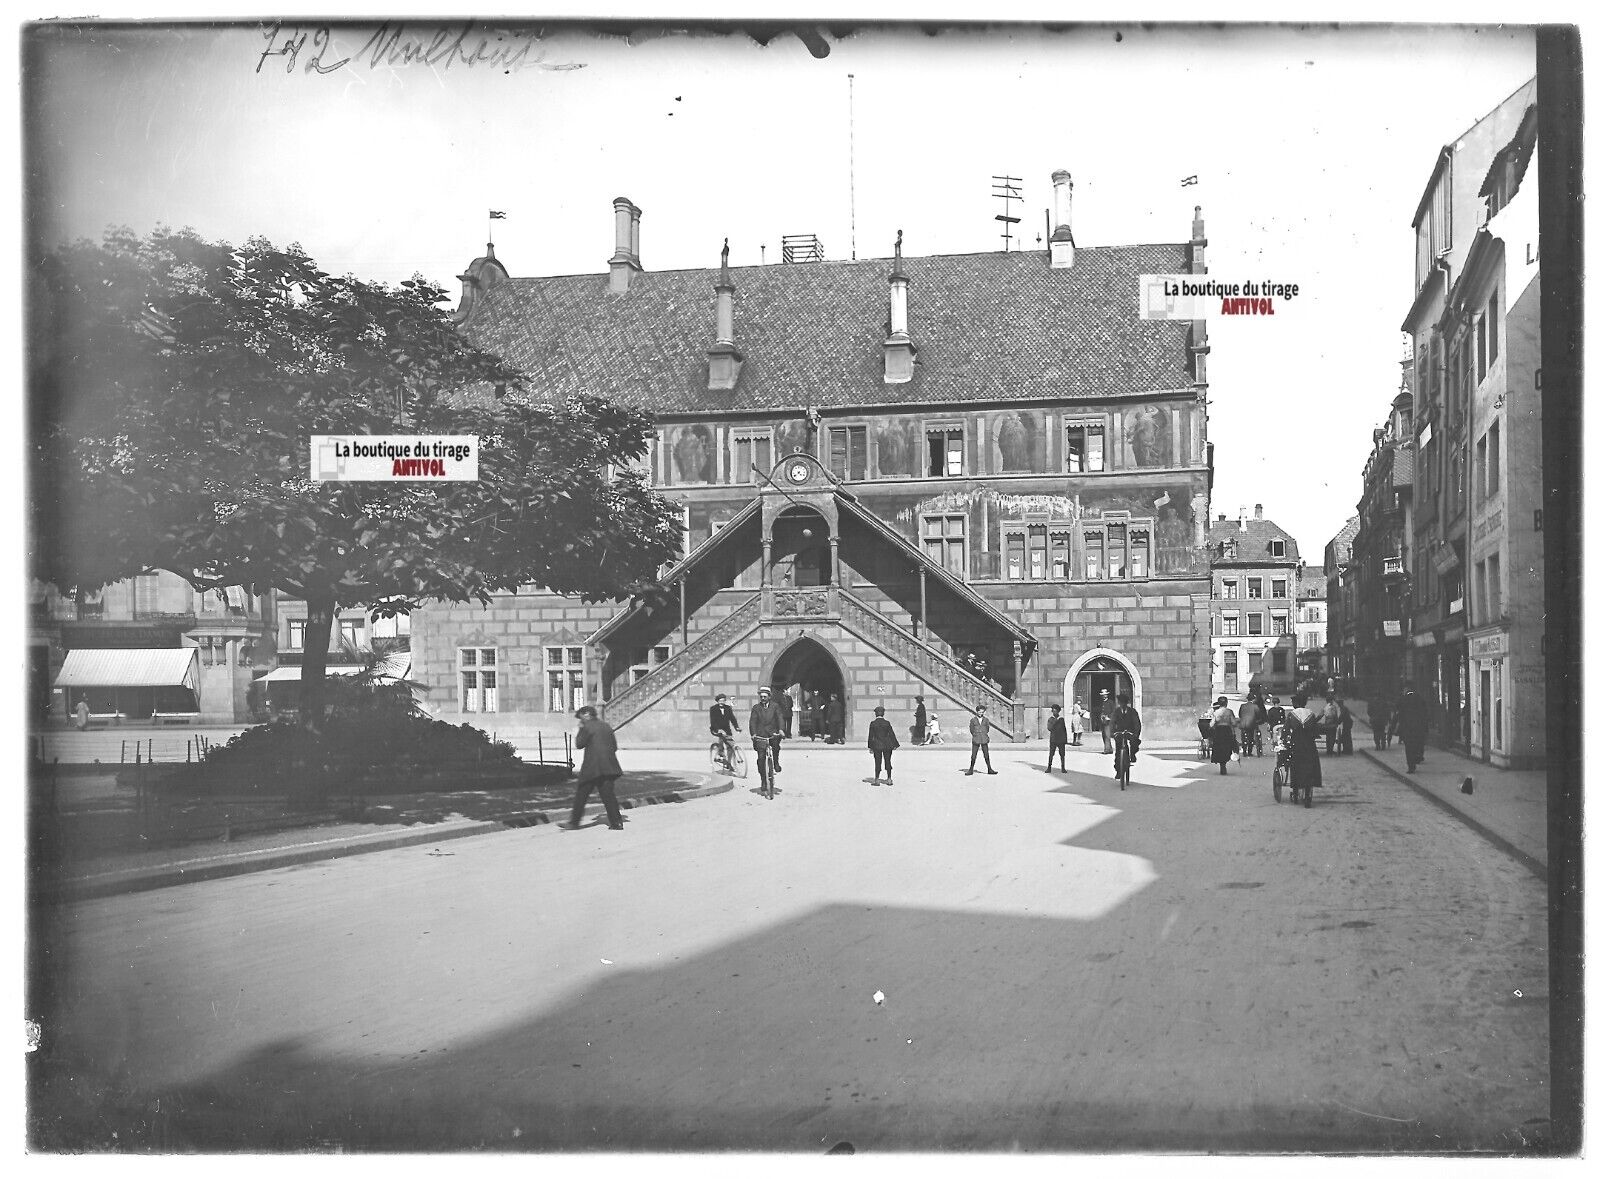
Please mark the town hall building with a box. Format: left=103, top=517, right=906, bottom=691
left=412, top=172, right=1215, bottom=742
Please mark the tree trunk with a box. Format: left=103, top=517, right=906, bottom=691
left=299, top=590, right=336, bottom=733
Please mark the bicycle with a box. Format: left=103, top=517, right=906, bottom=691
left=710, top=735, right=747, bottom=778
left=753, top=736, right=777, bottom=799
left=1113, top=730, right=1134, bottom=790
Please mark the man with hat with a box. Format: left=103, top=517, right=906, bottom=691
left=563, top=705, right=625, bottom=831
left=867, top=704, right=900, bottom=784
left=911, top=695, right=928, bottom=745
left=749, top=685, right=786, bottom=788
left=965, top=704, right=998, bottom=776
left=709, top=692, right=740, bottom=767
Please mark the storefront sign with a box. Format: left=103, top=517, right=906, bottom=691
left=1470, top=631, right=1510, bottom=659
left=1383, top=620, right=1402, bottom=637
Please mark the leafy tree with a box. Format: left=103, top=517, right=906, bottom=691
left=30, top=227, right=682, bottom=729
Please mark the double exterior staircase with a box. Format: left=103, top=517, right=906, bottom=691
left=600, top=594, right=762, bottom=730
left=601, top=585, right=1020, bottom=737
left=835, top=589, right=1019, bottom=737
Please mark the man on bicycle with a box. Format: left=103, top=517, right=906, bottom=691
left=1111, top=692, right=1142, bottom=763
left=749, top=685, right=786, bottom=786
left=709, top=693, right=740, bottom=767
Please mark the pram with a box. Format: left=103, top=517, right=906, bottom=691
left=1196, top=716, right=1213, bottom=760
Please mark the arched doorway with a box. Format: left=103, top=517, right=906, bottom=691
left=770, top=636, right=847, bottom=742
left=1066, top=649, right=1141, bottom=737
left=770, top=507, right=832, bottom=587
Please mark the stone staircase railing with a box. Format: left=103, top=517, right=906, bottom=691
left=600, top=594, right=763, bottom=730
left=837, top=589, right=1018, bottom=736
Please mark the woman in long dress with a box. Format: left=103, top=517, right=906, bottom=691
left=1209, top=696, right=1239, bottom=774
left=1285, top=692, right=1324, bottom=794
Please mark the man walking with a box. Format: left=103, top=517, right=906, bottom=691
left=911, top=695, right=928, bottom=746
left=867, top=704, right=899, bottom=784
left=825, top=692, right=845, bottom=744
left=564, top=705, right=625, bottom=831
left=965, top=704, right=998, bottom=776
left=1046, top=703, right=1069, bottom=771
left=1393, top=685, right=1429, bottom=773
left=778, top=685, right=795, bottom=739
left=1099, top=689, right=1115, bottom=754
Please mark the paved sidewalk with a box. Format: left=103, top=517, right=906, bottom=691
left=43, top=770, right=732, bottom=901
left=1359, top=740, right=1547, bottom=877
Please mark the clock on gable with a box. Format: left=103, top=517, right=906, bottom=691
left=786, top=460, right=812, bottom=485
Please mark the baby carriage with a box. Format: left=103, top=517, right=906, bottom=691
left=1196, top=715, right=1213, bottom=760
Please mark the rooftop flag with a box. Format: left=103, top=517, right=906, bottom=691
left=1180, top=176, right=1199, bottom=187
left=489, top=210, right=507, bottom=219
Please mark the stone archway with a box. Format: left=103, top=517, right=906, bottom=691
left=1063, top=647, right=1143, bottom=733
left=763, top=633, right=852, bottom=742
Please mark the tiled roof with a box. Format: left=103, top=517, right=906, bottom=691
left=461, top=244, right=1197, bottom=412
left=1298, top=565, right=1327, bottom=598
left=1208, top=518, right=1300, bottom=565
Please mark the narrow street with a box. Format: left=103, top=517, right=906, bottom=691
left=32, top=741, right=1549, bottom=1152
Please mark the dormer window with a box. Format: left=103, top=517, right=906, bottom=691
left=1269, top=540, right=1286, bottom=558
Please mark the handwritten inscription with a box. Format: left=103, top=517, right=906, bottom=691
left=256, top=23, right=585, bottom=76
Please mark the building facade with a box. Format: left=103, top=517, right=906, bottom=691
left=1351, top=368, right=1416, bottom=708
left=30, top=571, right=273, bottom=724
left=1323, top=516, right=1361, bottom=689
left=1207, top=508, right=1299, bottom=700
left=1294, top=564, right=1327, bottom=682
left=1402, top=77, right=1536, bottom=757
left=412, top=174, right=1215, bottom=741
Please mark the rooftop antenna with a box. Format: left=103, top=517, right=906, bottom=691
left=991, top=175, right=1022, bottom=251
left=848, top=73, right=858, bottom=261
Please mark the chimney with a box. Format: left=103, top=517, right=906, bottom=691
left=707, top=239, right=744, bottom=391
left=609, top=197, right=642, bottom=294
left=1189, top=206, right=1209, bottom=387
left=1239, top=506, right=1249, bottom=532
left=882, top=230, right=917, bottom=384
left=1048, top=170, right=1075, bottom=268
left=1254, top=504, right=1263, bottom=520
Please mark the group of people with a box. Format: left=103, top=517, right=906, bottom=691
left=1044, top=693, right=1139, bottom=772
left=957, top=650, right=1010, bottom=696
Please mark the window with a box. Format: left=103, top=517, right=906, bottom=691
left=1489, top=289, right=1500, bottom=365
left=544, top=646, right=583, bottom=713
left=1064, top=421, right=1106, bottom=473
left=1487, top=554, right=1501, bottom=617
left=1307, top=630, right=1321, bottom=649
left=1273, top=651, right=1289, bottom=673
left=461, top=647, right=499, bottom=713
left=1271, top=577, right=1287, bottom=599
left=1272, top=613, right=1289, bottom=636
left=1221, top=578, right=1238, bottom=599
left=1309, top=606, right=1321, bottom=622
left=1085, top=529, right=1104, bottom=580
left=195, top=637, right=227, bottom=667
left=1004, top=524, right=1051, bottom=581
left=1474, top=561, right=1487, bottom=619
left=627, top=645, right=670, bottom=686
left=1224, top=650, right=1238, bottom=680
left=1222, top=614, right=1239, bottom=636
left=1247, top=577, right=1263, bottom=599
left=921, top=514, right=967, bottom=578
left=1476, top=313, right=1488, bottom=383
left=1049, top=527, right=1071, bottom=580
left=731, top=430, right=773, bottom=484
left=1487, top=421, right=1500, bottom=498
left=829, top=425, right=868, bottom=481
left=1248, top=651, right=1263, bottom=675
left=1269, top=540, right=1286, bottom=558
left=1106, top=524, right=1127, bottom=579
left=338, top=618, right=365, bottom=649
left=370, top=613, right=411, bottom=640
left=287, top=619, right=306, bottom=650
left=926, top=426, right=964, bottom=477
left=1247, top=613, right=1263, bottom=636
left=1130, top=529, right=1150, bottom=580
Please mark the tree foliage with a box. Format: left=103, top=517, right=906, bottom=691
left=30, top=227, right=683, bottom=725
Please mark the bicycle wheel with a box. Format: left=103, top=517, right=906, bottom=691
left=728, top=744, right=747, bottom=779
left=1272, top=763, right=1285, bottom=803
left=709, top=741, right=724, bottom=770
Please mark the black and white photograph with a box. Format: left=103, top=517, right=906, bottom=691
left=21, top=9, right=1583, bottom=1157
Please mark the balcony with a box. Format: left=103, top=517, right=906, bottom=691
left=1382, top=555, right=1407, bottom=582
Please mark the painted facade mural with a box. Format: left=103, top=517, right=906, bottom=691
left=1124, top=404, right=1174, bottom=468
left=666, top=423, right=716, bottom=484
left=989, top=409, right=1047, bottom=474
left=873, top=417, right=916, bottom=477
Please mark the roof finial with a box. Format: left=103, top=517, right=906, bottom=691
left=720, top=237, right=730, bottom=277
left=895, top=229, right=903, bottom=264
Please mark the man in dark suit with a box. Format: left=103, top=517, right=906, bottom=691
left=564, top=705, right=625, bottom=831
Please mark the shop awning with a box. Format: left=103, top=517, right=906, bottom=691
left=55, top=648, right=199, bottom=690
left=261, top=656, right=410, bottom=683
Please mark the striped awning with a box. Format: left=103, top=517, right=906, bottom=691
left=55, top=648, right=199, bottom=690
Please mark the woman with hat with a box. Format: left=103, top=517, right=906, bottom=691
left=868, top=704, right=900, bottom=784
left=1209, top=695, right=1239, bottom=774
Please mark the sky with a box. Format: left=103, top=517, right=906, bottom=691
left=23, top=18, right=1539, bottom=561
